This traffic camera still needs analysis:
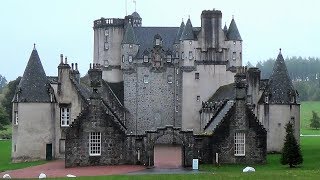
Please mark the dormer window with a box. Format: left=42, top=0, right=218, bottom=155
left=128, top=56, right=133, bottom=63
left=155, top=38, right=162, bottom=46
left=143, top=55, right=149, bottom=63
left=167, top=55, right=172, bottom=63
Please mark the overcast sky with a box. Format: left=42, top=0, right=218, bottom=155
left=0, top=0, right=319, bottom=80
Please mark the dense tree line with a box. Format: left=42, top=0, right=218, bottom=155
left=255, top=57, right=320, bottom=101
left=0, top=75, right=7, bottom=93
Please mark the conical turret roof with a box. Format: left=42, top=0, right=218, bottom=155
left=16, top=47, right=51, bottom=102
left=174, top=21, right=185, bottom=43
left=122, top=23, right=139, bottom=44
left=265, top=50, right=296, bottom=104
left=223, top=23, right=228, bottom=34
left=180, top=18, right=195, bottom=41
left=226, top=18, right=242, bottom=41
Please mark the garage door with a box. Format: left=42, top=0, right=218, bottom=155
left=154, top=144, right=182, bottom=168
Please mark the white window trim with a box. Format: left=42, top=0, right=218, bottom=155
left=14, top=111, right=18, bottom=125
left=60, top=107, right=70, bottom=127
left=234, top=132, right=245, bottom=156
left=89, top=132, right=101, bottom=156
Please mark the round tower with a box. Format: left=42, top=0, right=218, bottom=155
left=93, top=17, right=125, bottom=83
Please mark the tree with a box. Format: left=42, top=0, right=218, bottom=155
left=0, top=105, right=9, bottom=130
left=0, top=75, right=7, bottom=93
left=310, top=111, right=320, bottom=129
left=1, top=77, right=21, bottom=122
left=281, top=122, right=303, bottom=168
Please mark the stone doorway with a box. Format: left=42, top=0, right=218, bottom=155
left=154, top=144, right=182, bottom=168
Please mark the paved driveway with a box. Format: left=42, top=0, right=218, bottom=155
left=0, top=160, right=145, bottom=179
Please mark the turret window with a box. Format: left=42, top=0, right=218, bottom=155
left=60, top=106, right=70, bottom=127
left=232, top=52, right=236, bottom=60
left=89, top=132, right=101, bottom=156
left=128, top=56, right=133, bottom=63
left=195, top=73, right=200, bottom=80
left=234, top=132, right=245, bottom=156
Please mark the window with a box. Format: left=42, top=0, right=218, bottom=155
left=189, top=51, right=193, bottom=60
left=128, top=56, right=133, bottom=63
left=176, top=69, right=179, bottom=75
left=104, top=43, right=109, bottom=50
left=129, top=44, right=133, bottom=48
left=103, top=60, right=109, bottom=67
left=89, top=132, right=101, bottom=156
left=104, top=29, right=109, bottom=36
left=233, top=41, right=236, bottom=45
left=181, top=52, right=184, bottom=59
left=14, top=111, right=18, bottom=125
left=189, top=41, right=192, bottom=45
left=167, top=75, right=173, bottom=83
left=144, top=75, right=149, bottom=84
left=196, top=96, right=200, bottom=101
left=232, top=52, right=236, bottom=60
left=167, top=55, right=172, bottom=63
left=175, top=106, right=179, bottom=112
left=265, top=96, right=269, bottom=104
left=234, top=132, right=245, bottom=156
left=175, top=51, right=179, bottom=58
left=143, top=55, right=149, bottom=63
left=155, top=38, right=161, bottom=46
left=122, top=55, right=125, bottom=63
left=195, top=73, right=199, bottom=80
left=60, top=107, right=70, bottom=127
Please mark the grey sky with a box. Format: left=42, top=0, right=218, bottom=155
left=0, top=0, right=319, bottom=81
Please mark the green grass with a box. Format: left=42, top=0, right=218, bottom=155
left=0, top=140, right=46, bottom=172
left=300, top=101, right=320, bottom=135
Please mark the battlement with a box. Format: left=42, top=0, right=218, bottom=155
left=93, top=18, right=125, bottom=29
left=201, top=9, right=222, bottom=18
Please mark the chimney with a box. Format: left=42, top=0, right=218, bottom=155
left=200, top=10, right=222, bottom=50
left=234, top=71, right=248, bottom=129
left=88, top=63, right=102, bottom=98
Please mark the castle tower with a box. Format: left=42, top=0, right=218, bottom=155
left=180, top=18, right=196, bottom=67
left=93, top=17, right=125, bottom=83
left=12, top=46, right=56, bottom=162
left=258, top=50, right=300, bottom=152
left=131, top=11, right=142, bottom=27
left=226, top=17, right=242, bottom=67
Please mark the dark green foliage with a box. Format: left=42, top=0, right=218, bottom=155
left=310, top=111, right=320, bottom=129
left=0, top=75, right=7, bottom=93
left=1, top=77, right=21, bottom=122
left=281, top=122, right=303, bottom=168
left=0, top=106, right=9, bottom=130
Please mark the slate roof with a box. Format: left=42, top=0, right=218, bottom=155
left=180, top=18, right=195, bottom=40
left=226, top=18, right=242, bottom=41
left=122, top=24, right=139, bottom=44
left=174, top=21, right=185, bottom=44
left=131, top=11, right=141, bottom=19
left=262, top=52, right=297, bottom=104
left=223, top=23, right=228, bottom=34
left=207, top=83, right=235, bottom=102
left=133, top=26, right=179, bottom=58
left=15, top=49, right=51, bottom=103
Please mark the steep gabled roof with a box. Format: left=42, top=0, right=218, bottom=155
left=263, top=51, right=296, bottom=104
left=122, top=23, right=139, bottom=44
left=180, top=18, right=195, bottom=40
left=226, top=18, right=242, bottom=41
left=16, top=48, right=51, bottom=102
left=174, top=21, right=185, bottom=43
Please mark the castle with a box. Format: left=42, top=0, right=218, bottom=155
left=11, top=9, right=300, bottom=167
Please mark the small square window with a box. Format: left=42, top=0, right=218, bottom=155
left=196, top=96, right=200, bottom=101
left=128, top=56, right=133, bottom=63
left=195, top=73, right=199, bottom=80
left=144, top=75, right=149, bottom=84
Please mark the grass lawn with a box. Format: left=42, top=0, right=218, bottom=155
left=300, top=101, right=320, bottom=135
left=0, top=140, right=46, bottom=172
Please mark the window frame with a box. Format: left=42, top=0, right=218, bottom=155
left=14, top=111, right=18, bottom=125
left=234, top=132, right=245, bottom=156
left=89, top=132, right=101, bottom=156
left=60, top=106, right=71, bottom=127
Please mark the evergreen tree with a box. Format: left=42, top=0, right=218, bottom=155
left=0, top=105, right=9, bottom=130
left=1, top=76, right=21, bottom=122
left=281, top=122, right=303, bottom=168
left=310, top=111, right=320, bottom=129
